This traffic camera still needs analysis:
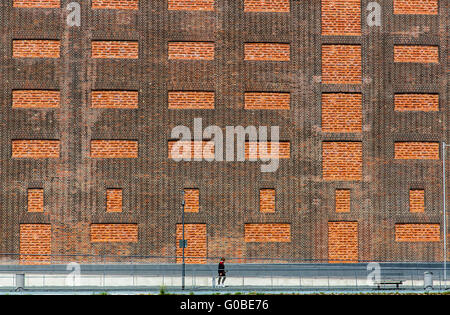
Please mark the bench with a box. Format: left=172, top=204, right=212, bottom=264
left=374, top=280, right=404, bottom=289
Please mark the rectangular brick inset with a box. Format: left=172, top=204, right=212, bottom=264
left=90, top=224, right=138, bottom=243
left=168, top=42, right=214, bottom=60
left=168, top=91, right=215, bottom=109
left=176, top=224, right=207, bottom=264
left=168, top=0, right=214, bottom=11
left=410, top=189, right=425, bottom=213
left=395, top=224, right=440, bottom=242
left=107, top=189, right=123, bottom=213
left=244, top=224, right=291, bottom=242
left=394, top=0, right=438, bottom=15
left=13, top=0, right=60, bottom=8
left=92, top=0, right=138, bottom=10
left=395, top=94, right=439, bottom=112
left=20, top=224, right=51, bottom=265
left=91, top=41, right=139, bottom=59
left=260, top=189, right=275, bottom=213
left=91, top=140, right=138, bottom=158
left=168, top=141, right=215, bottom=160
left=244, top=0, right=289, bottom=12
left=13, top=90, right=60, bottom=109
left=184, top=189, right=200, bottom=213
left=12, top=140, right=60, bottom=159
left=13, top=40, right=60, bottom=58
left=323, top=142, right=362, bottom=181
left=245, top=142, right=290, bottom=159
left=244, top=43, right=290, bottom=61
left=335, top=189, right=350, bottom=213
left=322, top=45, right=362, bottom=84
left=244, top=92, right=290, bottom=110
left=328, top=221, right=358, bottom=263
left=28, top=189, right=44, bottom=213
left=322, top=93, right=362, bottom=133
left=394, top=142, right=439, bottom=160
left=91, top=91, right=138, bottom=109
left=321, top=0, right=361, bottom=36
left=394, top=45, right=439, bottom=63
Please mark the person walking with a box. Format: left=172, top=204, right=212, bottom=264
left=217, top=257, right=227, bottom=287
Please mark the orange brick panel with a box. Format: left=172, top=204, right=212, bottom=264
left=394, top=45, right=439, bottom=63
left=13, top=0, right=60, bottom=8
left=244, top=224, right=291, bottom=242
left=244, top=92, right=290, bottom=110
left=394, top=94, right=439, bottom=112
left=321, top=0, right=361, bottom=36
left=20, top=224, right=51, bottom=265
left=28, top=189, right=44, bottom=213
left=90, top=224, right=138, bottom=243
left=409, top=189, right=425, bottom=213
left=12, top=140, right=60, bottom=158
left=107, top=189, right=123, bottom=213
left=168, top=42, right=214, bottom=60
left=328, top=221, right=358, bottom=263
left=91, top=140, right=138, bottom=158
left=184, top=189, right=200, bottom=213
left=92, top=0, right=139, bottom=10
left=335, top=189, right=350, bottom=213
left=322, top=142, right=362, bottom=181
left=168, top=0, right=214, bottom=11
left=321, top=93, right=362, bottom=133
left=244, top=43, right=290, bottom=61
left=168, top=141, right=215, bottom=159
left=176, top=224, right=207, bottom=264
left=91, top=91, right=138, bottom=109
left=244, top=0, right=289, bottom=12
left=260, top=189, right=275, bottom=213
left=394, top=0, right=438, bottom=15
left=395, top=224, right=440, bottom=242
left=91, top=41, right=139, bottom=59
left=13, top=40, right=60, bottom=58
left=13, top=90, right=60, bottom=109
left=322, top=45, right=362, bottom=84
left=394, top=142, right=439, bottom=160
left=168, top=91, right=215, bottom=109
left=245, top=142, right=290, bottom=159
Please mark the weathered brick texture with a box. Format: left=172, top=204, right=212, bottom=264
left=168, top=91, right=215, bottom=109
left=184, top=189, right=200, bottom=213
left=28, top=189, right=44, bottom=213
left=410, top=189, right=425, bottom=213
left=90, top=224, right=138, bottom=243
left=91, top=91, right=138, bottom=109
left=335, top=189, right=350, bottom=213
left=168, top=42, right=214, bottom=60
left=394, top=94, right=439, bottom=112
left=92, top=0, right=139, bottom=10
left=90, top=140, right=138, bottom=158
left=328, top=221, right=358, bottom=263
left=244, top=224, right=291, bottom=242
left=394, top=142, right=440, bottom=160
left=245, top=142, right=290, bottom=159
left=176, top=224, right=207, bottom=264
left=244, top=92, right=290, bottom=110
left=322, top=142, right=362, bottom=181
left=12, top=140, right=60, bottom=159
left=244, top=43, right=290, bottom=61
left=244, top=0, right=289, bottom=12
left=321, top=93, right=362, bottom=133
left=168, top=0, right=214, bottom=11
left=394, top=0, right=438, bottom=15
left=13, top=0, right=60, bottom=8
left=168, top=141, right=215, bottom=159
left=322, top=45, right=362, bottom=84
left=395, top=224, right=440, bottom=242
left=91, top=41, right=139, bottom=59
left=321, top=0, right=361, bottom=36
left=12, top=90, right=60, bottom=109
left=394, top=45, right=439, bottom=63
left=107, top=189, right=123, bottom=213
left=260, top=189, right=275, bottom=213
left=13, top=40, right=60, bottom=58
left=20, top=224, right=51, bottom=265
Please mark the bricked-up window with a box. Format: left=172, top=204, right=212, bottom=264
left=168, top=0, right=214, bottom=11
left=244, top=43, right=290, bottom=61
left=245, top=142, right=291, bottom=159
left=244, top=92, right=290, bottom=110
left=394, top=142, right=440, bottom=160
left=90, top=140, right=138, bottom=158
left=106, top=189, right=123, bottom=213
left=321, top=0, right=361, bottom=36
left=20, top=224, right=51, bottom=265
left=394, top=0, right=438, bottom=15
left=91, top=41, right=139, bottom=59
left=335, top=189, right=350, bottom=213
left=184, top=189, right=200, bottom=213
left=13, top=40, right=60, bottom=58
left=90, top=224, right=138, bottom=243
left=12, top=140, right=60, bottom=159
left=28, top=189, right=44, bottom=213
left=394, top=94, right=439, bottom=112
left=91, top=91, right=138, bottom=109
left=322, top=142, right=362, bottom=181
left=395, top=224, right=440, bottom=242
left=244, top=0, right=289, bottom=12
left=176, top=224, right=207, bottom=264
left=12, top=90, right=61, bottom=109
left=409, top=189, right=425, bottom=213
left=92, top=0, right=139, bottom=10
left=244, top=224, right=291, bottom=242
left=168, top=140, right=215, bottom=160
left=328, top=221, right=358, bottom=263
left=168, top=42, right=215, bottom=60
left=321, top=93, right=362, bottom=133
left=260, top=189, right=275, bottom=213
left=322, top=45, right=362, bottom=84
left=168, top=91, right=215, bottom=109
left=13, top=0, right=60, bottom=8
left=394, top=45, right=439, bottom=63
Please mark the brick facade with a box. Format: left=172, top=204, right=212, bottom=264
left=245, top=142, right=290, bottom=159
left=91, top=91, right=138, bottom=109
left=90, top=140, right=138, bottom=158
left=13, top=40, right=60, bottom=58
left=322, top=142, right=362, bottom=181
left=20, top=224, right=51, bottom=265
left=244, top=0, right=289, bottom=13
left=394, top=45, right=439, bottom=63
left=176, top=224, right=207, bottom=264
left=394, top=94, right=439, bottom=112
left=328, top=222, right=358, bottom=263
left=244, top=224, right=291, bottom=242
left=12, top=140, right=60, bottom=159
left=409, top=189, right=425, bottom=213
left=321, top=93, right=362, bottom=133
left=168, top=0, right=214, bottom=11
left=244, top=92, right=290, bottom=110
left=12, top=90, right=60, bottom=108
left=394, top=0, right=438, bottom=15
left=321, top=0, right=361, bottom=36
left=90, top=224, right=138, bottom=243
left=106, top=189, right=123, bottom=213
left=395, top=224, right=440, bottom=242
left=168, top=141, right=215, bottom=160
left=322, top=45, right=362, bottom=84
left=92, top=0, right=139, bottom=10
left=28, top=189, right=44, bottom=213
left=168, top=91, right=215, bottom=109
left=394, top=142, right=440, bottom=160
left=335, top=189, right=350, bottom=213
left=260, top=189, right=276, bottom=213
left=91, top=41, right=139, bottom=59
left=168, top=42, right=215, bottom=60
left=13, top=0, right=60, bottom=8
left=244, top=43, right=290, bottom=61
left=184, top=189, right=200, bottom=213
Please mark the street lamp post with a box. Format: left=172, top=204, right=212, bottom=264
left=443, top=142, right=449, bottom=281
left=182, top=191, right=186, bottom=290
